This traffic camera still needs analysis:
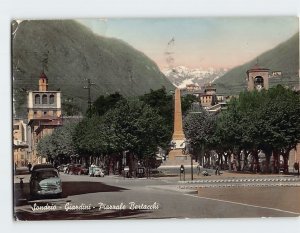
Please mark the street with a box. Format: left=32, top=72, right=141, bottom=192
left=14, top=172, right=300, bottom=220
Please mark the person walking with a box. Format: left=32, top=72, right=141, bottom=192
left=215, top=163, right=220, bottom=175
left=197, top=164, right=201, bottom=176
left=27, top=162, right=32, bottom=173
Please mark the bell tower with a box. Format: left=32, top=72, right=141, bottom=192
left=39, top=71, right=48, bottom=91
left=27, top=71, right=62, bottom=164
left=247, top=63, right=270, bottom=91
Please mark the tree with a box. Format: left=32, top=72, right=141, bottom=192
left=37, top=122, right=78, bottom=164
left=183, top=107, right=216, bottom=166
left=36, top=134, right=56, bottom=161
left=213, top=85, right=300, bottom=173
left=181, top=94, right=198, bottom=115
left=140, top=87, right=197, bottom=150
left=62, top=101, right=81, bottom=116
left=261, top=86, right=300, bottom=172
left=102, top=99, right=168, bottom=174
left=140, top=87, right=173, bottom=149
left=91, top=92, right=124, bottom=116
left=51, top=122, right=77, bottom=159
left=73, top=116, right=108, bottom=164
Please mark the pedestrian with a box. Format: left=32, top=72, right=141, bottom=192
left=294, top=162, right=299, bottom=176
left=215, top=163, right=220, bottom=175
left=197, top=164, right=201, bottom=176
left=27, top=162, right=32, bottom=173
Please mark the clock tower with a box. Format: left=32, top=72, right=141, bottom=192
left=247, top=63, right=270, bottom=91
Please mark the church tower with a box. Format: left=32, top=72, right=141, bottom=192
left=247, top=63, right=270, bottom=91
left=27, top=71, right=62, bottom=164
left=27, top=71, right=61, bottom=120
left=38, top=71, right=48, bottom=91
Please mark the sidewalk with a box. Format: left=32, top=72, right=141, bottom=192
left=151, top=170, right=300, bottom=182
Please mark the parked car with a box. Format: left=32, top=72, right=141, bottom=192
left=68, top=164, right=88, bottom=175
left=31, top=164, right=55, bottom=172
left=29, top=167, right=62, bottom=198
left=89, top=166, right=104, bottom=177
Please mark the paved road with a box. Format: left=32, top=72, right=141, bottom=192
left=14, top=173, right=300, bottom=220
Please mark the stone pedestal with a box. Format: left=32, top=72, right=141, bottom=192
left=168, top=148, right=187, bottom=160
left=167, top=149, right=191, bottom=165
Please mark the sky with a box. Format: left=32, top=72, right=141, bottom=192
left=77, top=17, right=299, bottom=70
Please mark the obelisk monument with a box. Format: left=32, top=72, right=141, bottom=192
left=167, top=88, right=190, bottom=164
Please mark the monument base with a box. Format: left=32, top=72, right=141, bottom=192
left=162, top=149, right=192, bottom=166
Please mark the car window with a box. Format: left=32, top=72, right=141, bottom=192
left=36, top=170, right=58, bottom=180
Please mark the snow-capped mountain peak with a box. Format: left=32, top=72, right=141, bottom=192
left=161, top=66, right=226, bottom=88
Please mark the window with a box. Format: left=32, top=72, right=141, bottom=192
left=42, top=94, right=47, bottom=104
left=254, top=76, right=264, bottom=86
left=13, top=125, right=19, bottom=130
left=49, top=94, right=55, bottom=104
left=34, top=111, right=37, bottom=115
left=35, top=94, right=40, bottom=104
left=44, top=111, right=47, bottom=115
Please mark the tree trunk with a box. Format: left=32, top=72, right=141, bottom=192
left=283, top=150, right=290, bottom=174
left=273, top=150, right=279, bottom=174
left=252, top=150, right=259, bottom=173
left=224, top=153, right=228, bottom=170
left=128, top=152, right=134, bottom=177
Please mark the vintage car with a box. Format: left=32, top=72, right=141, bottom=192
left=89, top=166, right=105, bottom=177
left=31, top=164, right=55, bottom=172
left=29, top=167, right=62, bottom=198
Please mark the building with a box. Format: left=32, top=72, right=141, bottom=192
left=13, top=119, right=29, bottom=167
left=189, top=83, right=227, bottom=113
left=198, top=83, right=218, bottom=107
left=289, top=144, right=300, bottom=171
left=27, top=71, right=62, bottom=164
left=247, top=63, right=270, bottom=91
left=185, top=83, right=200, bottom=92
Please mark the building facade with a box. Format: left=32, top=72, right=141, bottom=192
left=13, top=119, right=29, bottom=167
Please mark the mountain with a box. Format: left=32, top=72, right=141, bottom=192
left=214, top=33, right=299, bottom=95
left=162, top=66, right=227, bottom=88
left=12, top=20, right=174, bottom=117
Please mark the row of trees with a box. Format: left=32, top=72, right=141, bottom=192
left=184, top=85, right=300, bottom=173
left=37, top=84, right=299, bottom=174
left=37, top=87, right=196, bottom=175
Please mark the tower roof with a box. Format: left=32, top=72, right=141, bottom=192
left=39, top=71, right=48, bottom=79
left=247, top=63, right=269, bottom=73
